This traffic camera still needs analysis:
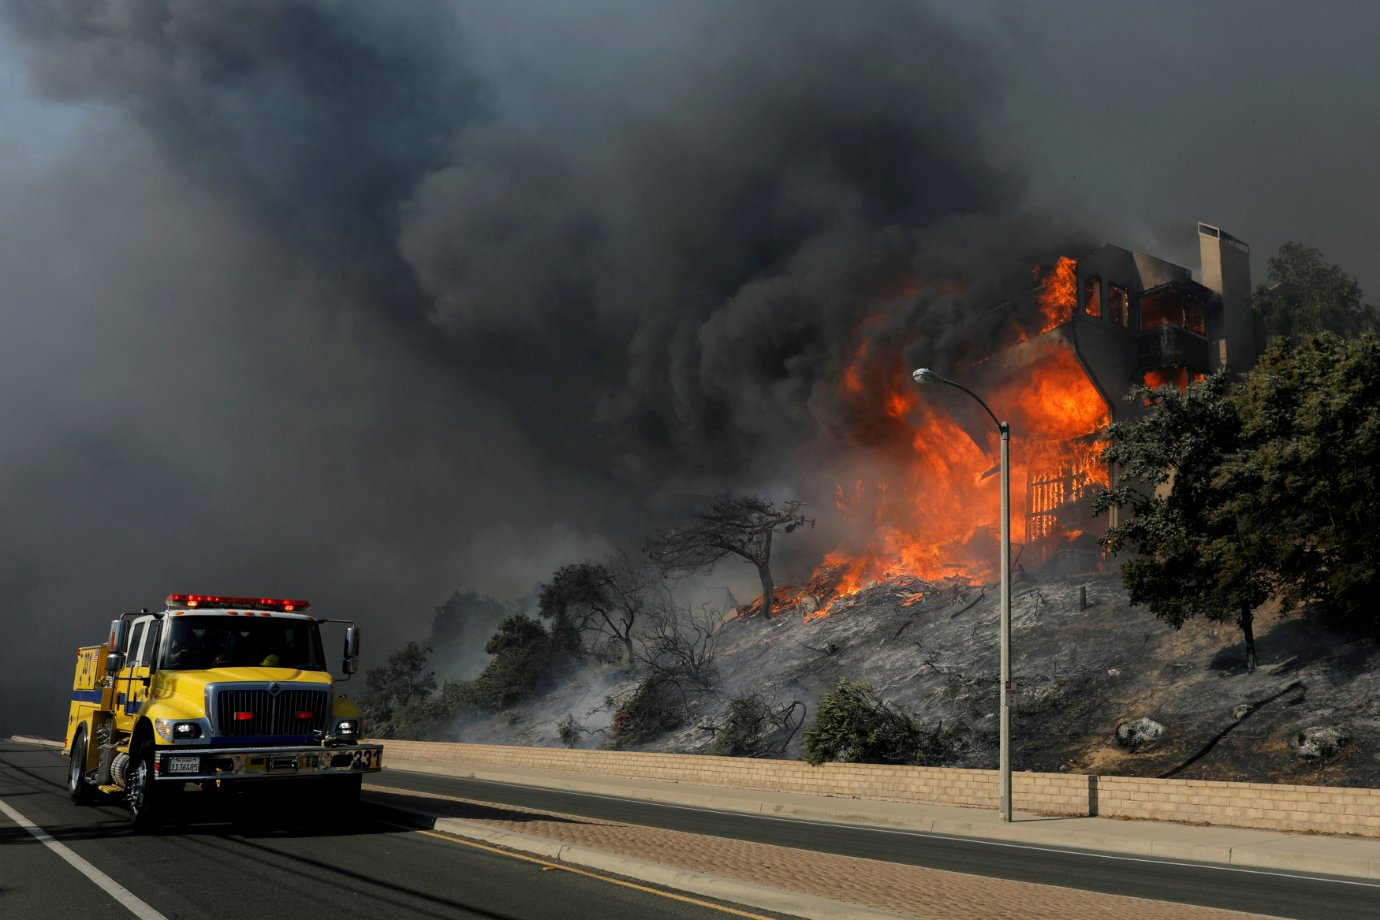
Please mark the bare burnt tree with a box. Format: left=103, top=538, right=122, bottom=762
left=645, top=495, right=812, bottom=620
left=635, top=599, right=721, bottom=696
left=606, top=598, right=725, bottom=748
left=537, top=552, right=652, bottom=665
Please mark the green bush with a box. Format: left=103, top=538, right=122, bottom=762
left=802, top=678, right=926, bottom=766
left=464, top=614, right=564, bottom=710
left=712, top=695, right=772, bottom=757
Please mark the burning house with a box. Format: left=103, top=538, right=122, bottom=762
left=968, top=221, right=1256, bottom=555
left=795, top=222, right=1256, bottom=619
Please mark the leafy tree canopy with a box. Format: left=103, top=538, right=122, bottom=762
left=1219, top=332, right=1380, bottom=634
left=538, top=554, right=651, bottom=664
left=1253, top=242, right=1376, bottom=345
left=364, top=640, right=436, bottom=707
left=361, top=640, right=443, bottom=738
left=1094, top=374, right=1270, bottom=670
left=466, top=613, right=564, bottom=710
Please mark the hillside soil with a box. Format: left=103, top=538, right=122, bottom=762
left=450, top=569, right=1380, bottom=788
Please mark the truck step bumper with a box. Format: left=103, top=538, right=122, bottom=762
left=152, top=743, right=382, bottom=782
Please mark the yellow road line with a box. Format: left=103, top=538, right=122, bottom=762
left=378, top=819, right=777, bottom=919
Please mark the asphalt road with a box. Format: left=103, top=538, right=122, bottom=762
left=0, top=742, right=786, bottom=920
left=368, top=767, right=1380, bottom=920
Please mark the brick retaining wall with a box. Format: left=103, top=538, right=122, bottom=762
left=381, top=739, right=1380, bottom=837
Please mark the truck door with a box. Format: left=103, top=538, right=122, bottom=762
left=115, top=617, right=158, bottom=733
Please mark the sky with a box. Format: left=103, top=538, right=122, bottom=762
left=1, top=1, right=1376, bottom=737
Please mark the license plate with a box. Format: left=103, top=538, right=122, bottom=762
left=167, top=756, right=200, bottom=774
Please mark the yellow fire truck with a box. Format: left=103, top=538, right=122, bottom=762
left=65, top=593, right=383, bottom=830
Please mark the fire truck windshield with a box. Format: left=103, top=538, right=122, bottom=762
left=162, top=616, right=326, bottom=671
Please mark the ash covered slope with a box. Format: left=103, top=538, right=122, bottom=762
left=452, top=570, right=1380, bottom=787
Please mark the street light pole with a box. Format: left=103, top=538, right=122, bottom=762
left=998, top=419, right=1011, bottom=822
left=913, top=367, right=1013, bottom=822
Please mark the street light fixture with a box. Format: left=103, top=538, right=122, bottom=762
left=912, top=367, right=1013, bottom=822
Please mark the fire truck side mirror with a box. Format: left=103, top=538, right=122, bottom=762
left=342, top=625, right=360, bottom=675
left=106, top=618, right=127, bottom=673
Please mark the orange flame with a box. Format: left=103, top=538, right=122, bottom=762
left=1035, top=257, right=1077, bottom=333
left=804, top=318, right=1109, bottom=620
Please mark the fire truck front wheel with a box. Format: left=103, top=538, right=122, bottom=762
left=67, top=727, right=96, bottom=806
left=126, top=743, right=162, bottom=831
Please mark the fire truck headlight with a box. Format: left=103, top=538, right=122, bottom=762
left=155, top=719, right=203, bottom=741
left=336, top=719, right=358, bottom=736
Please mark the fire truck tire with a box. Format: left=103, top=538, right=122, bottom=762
left=67, top=727, right=97, bottom=806
left=126, top=743, right=162, bottom=832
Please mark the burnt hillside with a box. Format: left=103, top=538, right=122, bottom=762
left=449, top=569, right=1380, bottom=788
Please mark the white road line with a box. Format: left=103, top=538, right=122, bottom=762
left=0, top=797, right=168, bottom=920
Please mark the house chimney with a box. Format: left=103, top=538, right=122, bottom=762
left=1198, top=222, right=1256, bottom=372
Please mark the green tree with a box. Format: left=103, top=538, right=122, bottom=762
left=465, top=613, right=562, bottom=710
left=646, top=495, right=811, bottom=620
left=1094, top=374, right=1271, bottom=671
left=361, top=641, right=439, bottom=738
left=538, top=553, right=651, bottom=665
left=1252, top=242, right=1376, bottom=345
left=1219, top=333, right=1380, bottom=638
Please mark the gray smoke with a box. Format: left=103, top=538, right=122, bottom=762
left=2, top=1, right=1374, bottom=737
left=0, top=0, right=1040, bottom=736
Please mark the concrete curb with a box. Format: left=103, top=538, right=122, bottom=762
left=924, top=816, right=1380, bottom=879
left=424, top=813, right=914, bottom=920
left=391, top=761, right=941, bottom=830
left=385, top=760, right=1380, bottom=881
left=8, top=736, right=63, bottom=750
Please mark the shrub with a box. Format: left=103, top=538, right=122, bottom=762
left=609, top=674, right=685, bottom=748
left=802, top=678, right=925, bottom=766
left=712, top=693, right=805, bottom=758
left=712, top=695, right=772, bottom=757
left=557, top=713, right=585, bottom=748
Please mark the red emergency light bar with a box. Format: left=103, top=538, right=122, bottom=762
left=166, top=594, right=311, bottom=612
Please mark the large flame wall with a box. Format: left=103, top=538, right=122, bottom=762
left=812, top=315, right=1109, bottom=614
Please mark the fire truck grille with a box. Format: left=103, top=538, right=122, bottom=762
left=212, top=686, right=331, bottom=738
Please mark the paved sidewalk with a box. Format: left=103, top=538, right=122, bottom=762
left=381, top=755, right=1380, bottom=881
left=367, top=772, right=1273, bottom=920
left=374, top=755, right=1379, bottom=918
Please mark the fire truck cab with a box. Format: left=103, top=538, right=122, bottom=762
left=65, top=594, right=382, bottom=830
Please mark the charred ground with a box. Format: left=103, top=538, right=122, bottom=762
left=449, top=569, right=1380, bottom=788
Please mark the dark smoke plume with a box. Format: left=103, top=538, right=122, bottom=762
left=0, top=0, right=1087, bottom=735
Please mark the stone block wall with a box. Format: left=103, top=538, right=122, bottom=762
left=380, top=740, right=1380, bottom=837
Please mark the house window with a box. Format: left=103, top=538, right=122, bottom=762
left=1083, top=277, right=1102, bottom=318
left=1108, top=284, right=1129, bottom=327
left=1140, top=289, right=1206, bottom=335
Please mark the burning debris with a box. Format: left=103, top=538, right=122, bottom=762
left=738, top=568, right=973, bottom=622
